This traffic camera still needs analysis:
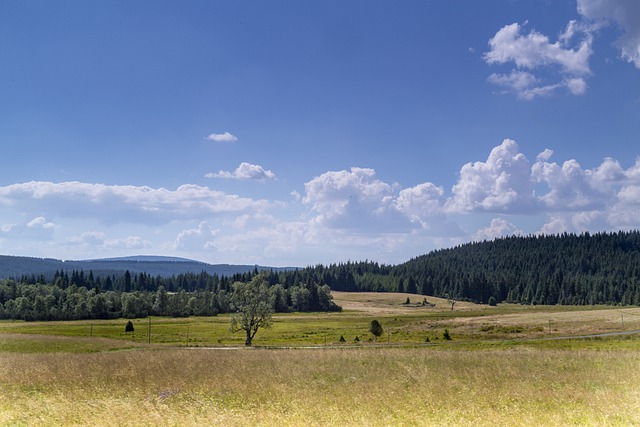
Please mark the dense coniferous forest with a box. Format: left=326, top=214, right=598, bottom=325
left=2, top=231, right=640, bottom=321
left=276, top=231, right=640, bottom=306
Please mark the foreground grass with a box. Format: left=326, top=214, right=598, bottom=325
left=2, top=293, right=640, bottom=425
left=1, top=345, right=639, bottom=426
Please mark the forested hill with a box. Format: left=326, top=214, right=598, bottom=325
left=396, top=231, right=640, bottom=305
left=3, top=231, right=640, bottom=307
left=0, top=255, right=293, bottom=280
left=282, top=231, right=640, bottom=306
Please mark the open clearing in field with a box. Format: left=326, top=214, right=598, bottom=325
left=2, top=292, right=640, bottom=348
left=332, top=291, right=482, bottom=314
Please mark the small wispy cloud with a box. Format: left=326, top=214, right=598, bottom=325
left=473, top=218, right=523, bottom=242
left=173, top=222, right=219, bottom=251
left=69, top=231, right=151, bottom=249
left=206, top=162, right=276, bottom=180
left=206, top=131, right=238, bottom=143
left=0, top=216, right=57, bottom=240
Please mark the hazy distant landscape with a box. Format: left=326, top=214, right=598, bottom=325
left=0, top=255, right=295, bottom=280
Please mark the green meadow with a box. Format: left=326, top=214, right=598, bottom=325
left=2, top=292, right=640, bottom=426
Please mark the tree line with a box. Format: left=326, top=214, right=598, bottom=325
left=3, top=230, right=640, bottom=318
left=0, top=269, right=341, bottom=321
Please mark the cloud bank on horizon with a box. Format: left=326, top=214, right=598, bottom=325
left=2, top=139, right=639, bottom=264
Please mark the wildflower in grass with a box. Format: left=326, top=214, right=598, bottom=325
left=158, top=388, right=180, bottom=401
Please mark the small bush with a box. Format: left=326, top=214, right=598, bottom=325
left=125, top=320, right=135, bottom=333
left=354, top=336, right=360, bottom=342
left=443, top=329, right=451, bottom=340
left=339, top=335, right=346, bottom=343
left=488, top=296, right=497, bottom=306
left=369, top=319, right=384, bottom=339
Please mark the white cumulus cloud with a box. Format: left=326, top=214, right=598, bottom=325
left=301, top=167, right=455, bottom=238
left=302, top=167, right=409, bottom=232
left=531, top=155, right=621, bottom=211
left=395, top=183, right=446, bottom=226
left=486, top=1, right=640, bottom=98
left=447, top=139, right=535, bottom=212
left=485, top=21, right=592, bottom=74
left=578, top=0, right=640, bottom=68
left=445, top=140, right=640, bottom=229
left=206, top=162, right=276, bottom=180
left=484, top=20, right=593, bottom=98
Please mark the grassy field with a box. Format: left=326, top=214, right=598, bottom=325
left=1, top=292, right=640, bottom=426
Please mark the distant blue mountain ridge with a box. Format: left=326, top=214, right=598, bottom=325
left=0, top=255, right=297, bottom=280
left=85, top=255, right=203, bottom=263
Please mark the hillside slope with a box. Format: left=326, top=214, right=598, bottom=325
left=275, top=231, right=640, bottom=305
left=0, top=255, right=294, bottom=280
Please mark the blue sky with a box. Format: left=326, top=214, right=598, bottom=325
left=1, top=0, right=640, bottom=266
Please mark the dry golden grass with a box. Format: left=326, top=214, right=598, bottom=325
left=333, top=291, right=483, bottom=314
left=2, top=293, right=640, bottom=425
left=1, top=345, right=639, bottom=426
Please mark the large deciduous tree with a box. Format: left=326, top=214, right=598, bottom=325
left=229, top=273, right=275, bottom=346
